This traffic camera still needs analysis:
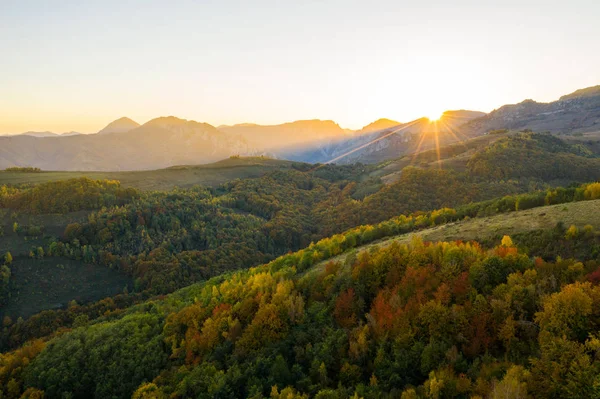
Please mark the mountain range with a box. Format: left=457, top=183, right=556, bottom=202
left=0, top=117, right=252, bottom=171
left=1, top=85, right=598, bottom=171
left=282, top=110, right=487, bottom=164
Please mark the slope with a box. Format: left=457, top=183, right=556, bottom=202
left=462, top=84, right=600, bottom=135
left=310, top=198, right=600, bottom=274
left=7, top=191, right=600, bottom=398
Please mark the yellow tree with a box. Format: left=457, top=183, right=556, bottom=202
left=501, top=235, right=514, bottom=247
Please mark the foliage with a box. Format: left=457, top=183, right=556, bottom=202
left=467, top=132, right=600, bottom=181
left=0, top=339, right=45, bottom=399
left=0, top=178, right=138, bottom=214
left=7, top=237, right=600, bottom=398
left=25, top=313, right=167, bottom=399
left=3, top=177, right=600, bottom=350
left=4, top=133, right=600, bottom=397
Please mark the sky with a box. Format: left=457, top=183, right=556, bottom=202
left=1, top=0, right=599, bottom=133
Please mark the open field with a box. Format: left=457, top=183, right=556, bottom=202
left=309, top=198, right=600, bottom=274
left=1, top=256, right=132, bottom=320
left=0, top=157, right=299, bottom=191
left=0, top=209, right=125, bottom=320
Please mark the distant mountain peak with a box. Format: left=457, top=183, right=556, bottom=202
left=359, top=118, right=401, bottom=133
left=145, top=116, right=187, bottom=125
left=141, top=117, right=221, bottom=134
left=221, top=123, right=260, bottom=128
left=218, top=119, right=347, bottom=151
left=98, top=117, right=140, bottom=135
left=283, top=119, right=342, bottom=129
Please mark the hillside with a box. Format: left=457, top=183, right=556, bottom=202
left=310, top=198, right=600, bottom=273
left=3, top=192, right=600, bottom=398
left=466, top=132, right=600, bottom=181
left=0, top=163, right=377, bottom=318
left=560, top=85, right=600, bottom=100
left=2, top=132, right=600, bottom=398
left=372, top=132, right=510, bottom=184
left=367, top=131, right=600, bottom=187
left=4, top=1, right=600, bottom=397
left=0, top=144, right=571, bottom=322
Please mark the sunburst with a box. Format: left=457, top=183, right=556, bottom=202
left=427, top=112, right=444, bottom=122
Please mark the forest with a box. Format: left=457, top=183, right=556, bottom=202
left=1, top=132, right=600, bottom=398
left=4, top=225, right=600, bottom=398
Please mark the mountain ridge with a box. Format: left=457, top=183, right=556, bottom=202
left=1, top=84, right=598, bottom=170
left=219, top=119, right=349, bottom=151
left=359, top=118, right=402, bottom=133
left=0, top=117, right=253, bottom=171
left=463, top=84, right=600, bottom=135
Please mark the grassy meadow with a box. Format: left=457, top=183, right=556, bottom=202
left=0, top=156, right=298, bottom=191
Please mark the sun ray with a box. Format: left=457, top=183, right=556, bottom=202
left=409, top=129, right=430, bottom=166
left=313, top=119, right=422, bottom=169
left=427, top=112, right=444, bottom=122
left=432, top=119, right=442, bottom=168
left=440, top=119, right=470, bottom=144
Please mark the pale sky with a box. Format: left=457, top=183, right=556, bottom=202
left=1, top=0, right=599, bottom=133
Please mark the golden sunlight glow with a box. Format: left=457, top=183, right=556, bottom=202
left=427, top=112, right=444, bottom=122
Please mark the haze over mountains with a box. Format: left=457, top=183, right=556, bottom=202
left=284, top=110, right=488, bottom=164
left=0, top=117, right=252, bottom=171
left=1, top=131, right=82, bottom=138
left=1, top=85, right=599, bottom=171
left=219, top=119, right=349, bottom=150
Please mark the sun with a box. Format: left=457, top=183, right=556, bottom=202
left=427, top=112, right=444, bottom=122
